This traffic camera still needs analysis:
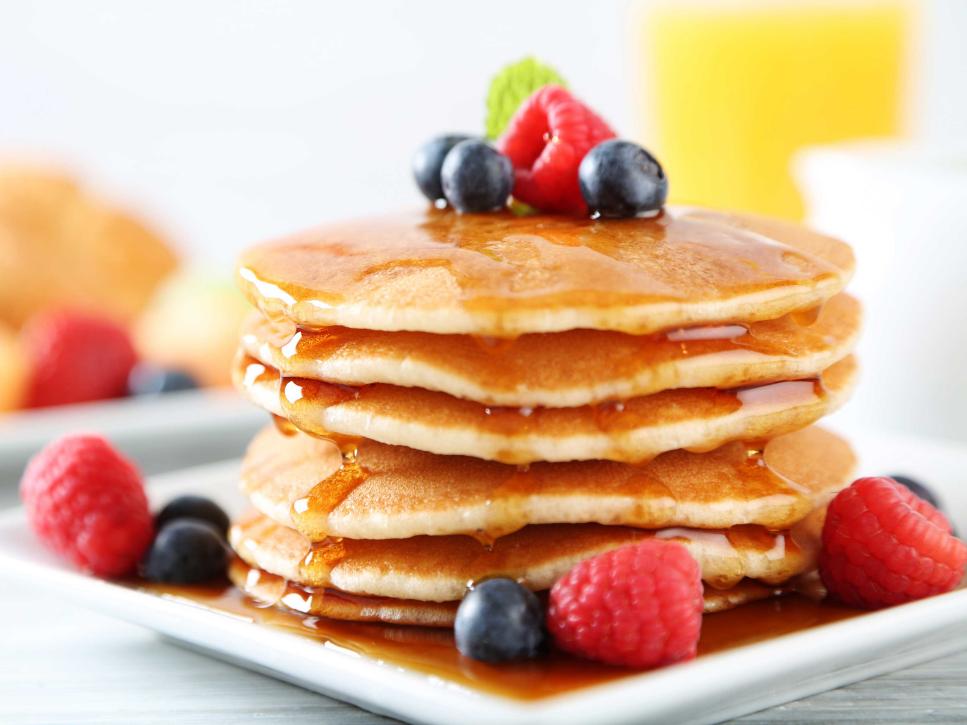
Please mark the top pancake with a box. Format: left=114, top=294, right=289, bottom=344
left=237, top=207, right=854, bottom=336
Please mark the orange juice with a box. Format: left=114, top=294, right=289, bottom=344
left=637, top=0, right=910, bottom=219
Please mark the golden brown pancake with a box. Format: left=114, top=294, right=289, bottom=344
left=237, top=207, right=853, bottom=336
left=233, top=352, right=856, bottom=464
left=228, top=559, right=779, bottom=626
left=240, top=294, right=859, bottom=408
left=242, top=424, right=854, bottom=540
left=230, top=513, right=821, bottom=600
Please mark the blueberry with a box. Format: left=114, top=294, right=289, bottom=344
left=440, top=140, right=513, bottom=213
left=156, top=495, right=230, bottom=538
left=412, top=134, right=474, bottom=202
left=143, top=519, right=228, bottom=584
left=128, top=362, right=199, bottom=396
left=889, top=474, right=944, bottom=512
left=578, top=139, right=668, bottom=218
left=454, top=578, right=546, bottom=662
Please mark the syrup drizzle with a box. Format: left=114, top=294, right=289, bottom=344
left=275, top=376, right=371, bottom=543
left=134, top=575, right=862, bottom=701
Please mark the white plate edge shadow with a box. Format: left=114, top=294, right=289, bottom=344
left=3, top=428, right=967, bottom=725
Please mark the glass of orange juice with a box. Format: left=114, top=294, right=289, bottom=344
left=634, top=0, right=913, bottom=219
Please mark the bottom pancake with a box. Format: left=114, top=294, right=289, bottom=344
left=230, top=512, right=823, bottom=601
left=229, top=559, right=782, bottom=627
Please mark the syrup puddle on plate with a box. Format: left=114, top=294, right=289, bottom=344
left=134, top=580, right=861, bottom=701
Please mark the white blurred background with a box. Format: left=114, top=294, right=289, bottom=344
left=0, top=0, right=636, bottom=263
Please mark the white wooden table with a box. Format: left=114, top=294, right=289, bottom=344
left=3, top=570, right=967, bottom=724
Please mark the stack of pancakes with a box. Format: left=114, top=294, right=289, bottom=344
left=228, top=208, right=859, bottom=627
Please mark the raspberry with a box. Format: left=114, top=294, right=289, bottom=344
left=21, top=434, right=154, bottom=578
left=497, top=85, right=616, bottom=214
left=820, top=476, right=967, bottom=609
left=22, top=310, right=138, bottom=408
left=547, top=541, right=703, bottom=668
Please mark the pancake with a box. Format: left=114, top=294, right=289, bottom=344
left=229, top=513, right=822, bottom=600
left=234, top=352, right=857, bottom=464
left=228, top=559, right=780, bottom=627
left=240, top=293, right=860, bottom=408
left=242, top=424, right=854, bottom=540
left=237, top=207, right=853, bottom=336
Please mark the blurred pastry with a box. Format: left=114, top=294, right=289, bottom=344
left=0, top=321, right=27, bottom=411
left=135, top=270, right=249, bottom=387
left=0, top=165, right=177, bottom=328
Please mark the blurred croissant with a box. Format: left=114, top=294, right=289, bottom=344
left=0, top=165, right=178, bottom=328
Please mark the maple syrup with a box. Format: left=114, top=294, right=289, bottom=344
left=134, top=577, right=861, bottom=700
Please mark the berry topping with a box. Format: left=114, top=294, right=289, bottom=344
left=486, top=57, right=568, bottom=140
left=579, top=140, right=668, bottom=218
left=22, top=310, right=137, bottom=408
left=454, top=578, right=546, bottom=662
left=888, top=474, right=944, bottom=512
left=156, top=495, right=230, bottom=539
left=820, top=476, right=966, bottom=609
left=128, top=362, right=199, bottom=396
left=548, top=541, right=703, bottom=668
left=143, top=519, right=229, bottom=584
left=20, top=434, right=153, bottom=578
left=440, top=140, right=514, bottom=214
left=497, top=85, right=616, bottom=214
left=412, top=134, right=474, bottom=203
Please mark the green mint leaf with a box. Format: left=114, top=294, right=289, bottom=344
left=485, top=57, right=568, bottom=140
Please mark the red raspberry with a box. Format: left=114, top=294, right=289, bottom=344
left=547, top=540, right=703, bottom=668
left=22, top=310, right=138, bottom=408
left=820, top=476, right=967, bottom=609
left=21, top=434, right=154, bottom=578
left=497, top=85, right=616, bottom=214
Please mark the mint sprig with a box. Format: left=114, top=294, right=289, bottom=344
left=485, top=57, right=568, bottom=140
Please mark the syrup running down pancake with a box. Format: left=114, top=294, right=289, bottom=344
left=241, top=424, right=854, bottom=541
left=240, top=293, right=860, bottom=408
left=234, top=352, right=856, bottom=464
left=230, top=512, right=823, bottom=600
left=237, top=208, right=853, bottom=336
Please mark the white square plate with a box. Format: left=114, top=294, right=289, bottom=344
left=2, top=427, right=967, bottom=725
